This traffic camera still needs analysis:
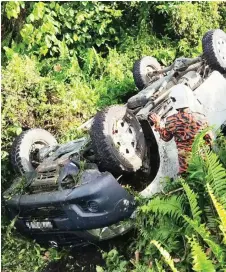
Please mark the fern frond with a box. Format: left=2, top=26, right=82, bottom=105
left=203, top=149, right=226, bottom=207
left=191, top=127, right=211, bottom=155
left=207, top=183, right=226, bottom=244
left=192, top=128, right=210, bottom=153
left=141, top=195, right=184, bottom=221
left=190, top=128, right=226, bottom=207
left=188, top=127, right=213, bottom=181
left=188, top=236, right=215, bottom=272
left=204, top=204, right=219, bottom=232
left=150, top=240, right=179, bottom=272
left=183, top=216, right=225, bottom=263
left=180, top=179, right=201, bottom=223
left=155, top=259, right=166, bottom=272
left=142, top=217, right=182, bottom=254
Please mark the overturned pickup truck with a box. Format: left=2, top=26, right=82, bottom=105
left=4, top=29, right=226, bottom=247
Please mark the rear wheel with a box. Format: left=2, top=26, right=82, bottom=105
left=133, top=56, right=162, bottom=91
left=11, top=128, right=57, bottom=174
left=90, top=105, right=146, bottom=174
left=202, top=29, right=226, bottom=73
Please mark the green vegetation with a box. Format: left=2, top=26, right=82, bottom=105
left=1, top=1, right=226, bottom=271
left=100, top=132, right=226, bottom=271
left=2, top=216, right=62, bottom=272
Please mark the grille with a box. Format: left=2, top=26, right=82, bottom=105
left=29, top=170, right=75, bottom=193
left=20, top=207, right=66, bottom=220
left=31, top=170, right=58, bottom=185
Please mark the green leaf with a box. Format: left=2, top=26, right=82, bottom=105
left=29, top=14, right=35, bottom=22
left=151, top=240, right=179, bottom=272
left=33, top=2, right=45, bottom=19
left=6, top=1, right=20, bottom=19
left=69, top=9, right=74, bottom=17
left=20, top=2, right=25, bottom=9
left=76, top=12, right=85, bottom=24
left=188, top=236, right=215, bottom=272
left=50, top=2, right=55, bottom=9
left=3, top=47, right=17, bottom=60
left=59, top=6, right=65, bottom=15
left=180, top=179, right=201, bottom=222
left=96, top=39, right=102, bottom=47
left=183, top=216, right=225, bottom=263
left=96, top=266, right=104, bottom=272
left=65, top=22, right=72, bottom=29
left=39, top=45, right=48, bottom=56
left=73, top=34, right=79, bottom=41
left=52, top=46, right=58, bottom=53
left=45, top=36, right=52, bottom=48
left=16, top=127, right=22, bottom=136
left=1, top=151, right=9, bottom=160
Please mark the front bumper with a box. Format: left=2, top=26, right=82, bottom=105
left=5, top=171, right=135, bottom=245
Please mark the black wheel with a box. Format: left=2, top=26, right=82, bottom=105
left=90, top=105, right=146, bottom=174
left=11, top=128, right=57, bottom=174
left=202, top=29, right=226, bottom=73
left=133, top=56, right=161, bottom=91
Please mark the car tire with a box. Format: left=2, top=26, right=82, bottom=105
left=90, top=105, right=146, bottom=174
left=202, top=29, right=226, bottom=73
left=133, top=56, right=162, bottom=91
left=11, top=128, right=57, bottom=174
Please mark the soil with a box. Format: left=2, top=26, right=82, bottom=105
left=43, top=231, right=134, bottom=272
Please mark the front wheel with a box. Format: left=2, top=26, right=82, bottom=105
left=10, top=128, right=58, bottom=174
left=90, top=105, right=146, bottom=174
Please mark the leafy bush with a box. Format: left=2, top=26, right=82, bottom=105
left=1, top=54, right=97, bottom=183
left=1, top=48, right=135, bottom=151
left=152, top=2, right=224, bottom=56
left=2, top=1, right=124, bottom=58
left=2, top=2, right=225, bottom=62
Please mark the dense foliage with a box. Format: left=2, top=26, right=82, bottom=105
left=1, top=1, right=226, bottom=271
left=99, top=132, right=226, bottom=271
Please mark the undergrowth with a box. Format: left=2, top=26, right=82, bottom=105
left=99, top=131, right=226, bottom=271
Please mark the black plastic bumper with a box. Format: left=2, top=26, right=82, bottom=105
left=6, top=172, right=135, bottom=237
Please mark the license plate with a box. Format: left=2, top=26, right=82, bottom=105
left=25, top=221, right=53, bottom=229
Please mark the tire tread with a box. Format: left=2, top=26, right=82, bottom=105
left=202, top=29, right=226, bottom=73
left=10, top=128, right=57, bottom=174
left=90, top=106, right=145, bottom=174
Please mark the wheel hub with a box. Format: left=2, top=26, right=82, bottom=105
left=216, top=37, right=226, bottom=64
left=145, top=65, right=161, bottom=83
left=112, top=119, right=137, bottom=159
left=29, top=141, right=47, bottom=167
left=145, top=65, right=154, bottom=74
